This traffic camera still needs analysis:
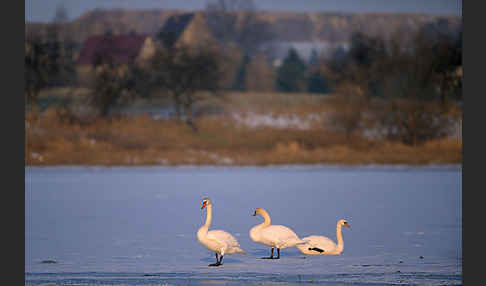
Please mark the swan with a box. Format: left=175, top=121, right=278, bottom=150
left=197, top=197, right=245, bottom=266
left=296, top=219, right=350, bottom=255
left=249, top=207, right=305, bottom=259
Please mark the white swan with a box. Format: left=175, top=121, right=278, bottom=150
left=197, top=197, right=245, bottom=266
left=296, top=219, right=350, bottom=255
left=249, top=207, right=305, bottom=259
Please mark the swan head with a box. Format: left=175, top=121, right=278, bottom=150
left=253, top=208, right=266, bottom=216
left=339, top=219, right=350, bottom=228
left=201, top=197, right=211, bottom=209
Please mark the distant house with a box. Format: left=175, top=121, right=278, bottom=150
left=77, top=34, right=155, bottom=84
left=75, top=13, right=218, bottom=85
left=157, top=12, right=218, bottom=49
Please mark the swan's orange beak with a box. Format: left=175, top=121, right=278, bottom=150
left=201, top=201, right=207, bottom=209
left=252, top=210, right=256, bottom=216
left=344, top=222, right=350, bottom=228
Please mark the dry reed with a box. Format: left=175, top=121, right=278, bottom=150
left=26, top=104, right=462, bottom=166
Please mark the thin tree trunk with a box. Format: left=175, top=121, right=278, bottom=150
left=183, top=96, right=198, bottom=132
left=173, top=94, right=182, bottom=121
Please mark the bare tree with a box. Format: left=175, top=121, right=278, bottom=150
left=150, top=44, right=223, bottom=130
left=368, top=98, right=451, bottom=146
left=328, top=83, right=368, bottom=140
left=25, top=4, right=73, bottom=106
left=87, top=35, right=145, bottom=118
left=205, top=0, right=240, bottom=44
left=245, top=52, right=275, bottom=92
left=25, top=35, right=49, bottom=107
left=53, top=3, right=69, bottom=23
left=88, top=52, right=135, bottom=118
left=41, top=3, right=78, bottom=87
left=205, top=0, right=274, bottom=56
left=323, top=28, right=461, bottom=145
left=237, top=11, right=275, bottom=57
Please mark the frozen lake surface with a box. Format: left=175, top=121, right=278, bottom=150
left=25, top=165, right=462, bottom=285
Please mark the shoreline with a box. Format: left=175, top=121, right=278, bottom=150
left=26, top=92, right=461, bottom=168
left=25, top=163, right=462, bottom=171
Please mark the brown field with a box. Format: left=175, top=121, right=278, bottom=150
left=25, top=90, right=462, bottom=166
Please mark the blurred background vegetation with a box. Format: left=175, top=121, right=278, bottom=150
left=25, top=0, right=462, bottom=165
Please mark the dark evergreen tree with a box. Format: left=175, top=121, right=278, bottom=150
left=44, top=24, right=61, bottom=88
left=231, top=54, right=250, bottom=91
left=25, top=36, right=49, bottom=106
left=42, top=3, right=77, bottom=87
left=307, top=71, right=329, bottom=94
left=276, top=48, right=307, bottom=92
left=306, top=48, right=328, bottom=94
left=308, top=48, right=319, bottom=67
left=149, top=44, right=222, bottom=130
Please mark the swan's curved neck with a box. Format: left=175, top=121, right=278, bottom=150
left=259, top=210, right=271, bottom=227
left=335, top=223, right=344, bottom=253
left=250, top=209, right=271, bottom=242
left=197, top=204, right=212, bottom=241
left=204, top=204, right=213, bottom=228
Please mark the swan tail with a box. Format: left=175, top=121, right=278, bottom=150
left=281, top=238, right=307, bottom=248
left=235, top=247, right=246, bottom=254
left=296, top=239, right=308, bottom=245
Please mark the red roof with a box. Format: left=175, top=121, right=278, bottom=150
left=78, top=34, right=149, bottom=65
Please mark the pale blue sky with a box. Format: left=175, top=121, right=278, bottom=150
left=26, top=0, right=462, bottom=23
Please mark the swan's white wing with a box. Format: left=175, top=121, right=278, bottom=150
left=261, top=225, right=304, bottom=248
left=303, top=235, right=337, bottom=252
left=200, top=230, right=226, bottom=252
left=207, top=230, right=239, bottom=246
left=207, top=230, right=245, bottom=254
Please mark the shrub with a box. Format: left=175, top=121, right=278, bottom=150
left=327, top=83, right=368, bottom=140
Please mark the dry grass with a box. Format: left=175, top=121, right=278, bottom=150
left=25, top=101, right=462, bottom=166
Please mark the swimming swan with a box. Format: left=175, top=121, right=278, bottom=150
left=197, top=197, right=245, bottom=266
left=296, top=219, right=350, bottom=255
left=249, top=207, right=305, bottom=259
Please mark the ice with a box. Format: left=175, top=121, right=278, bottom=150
left=25, top=165, right=461, bottom=285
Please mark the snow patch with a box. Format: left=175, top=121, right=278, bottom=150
left=232, top=112, right=323, bottom=130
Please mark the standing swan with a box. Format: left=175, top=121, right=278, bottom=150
left=197, top=198, right=245, bottom=266
left=296, top=219, right=350, bottom=255
left=249, top=208, right=305, bottom=259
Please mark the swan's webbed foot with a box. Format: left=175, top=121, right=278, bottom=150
left=208, top=262, right=222, bottom=266
left=209, top=253, right=223, bottom=266
left=208, top=263, right=221, bottom=266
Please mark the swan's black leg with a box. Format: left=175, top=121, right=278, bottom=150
left=276, top=248, right=280, bottom=259
left=209, top=253, right=221, bottom=266
left=219, top=255, right=224, bottom=265
left=262, top=247, right=274, bottom=259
